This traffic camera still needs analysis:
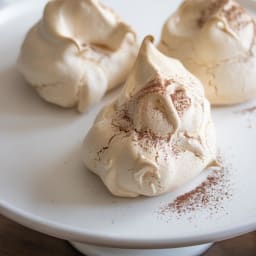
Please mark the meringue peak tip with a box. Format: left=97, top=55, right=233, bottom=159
left=143, top=35, right=155, bottom=44
left=139, top=35, right=157, bottom=55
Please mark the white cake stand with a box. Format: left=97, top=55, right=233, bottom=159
left=0, top=1, right=255, bottom=256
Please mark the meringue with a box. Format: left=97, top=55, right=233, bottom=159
left=83, top=36, right=217, bottom=197
left=159, top=0, right=256, bottom=105
left=18, top=0, right=138, bottom=112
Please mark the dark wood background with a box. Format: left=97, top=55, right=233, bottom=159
left=0, top=215, right=255, bottom=256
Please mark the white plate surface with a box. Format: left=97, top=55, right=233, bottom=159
left=0, top=0, right=256, bottom=249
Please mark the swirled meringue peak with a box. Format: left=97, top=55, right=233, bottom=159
left=159, top=0, right=256, bottom=105
left=18, top=0, right=138, bottom=112
left=83, top=36, right=217, bottom=197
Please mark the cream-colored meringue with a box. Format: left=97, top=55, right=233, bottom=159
left=159, top=0, right=256, bottom=105
left=83, top=36, right=217, bottom=197
left=18, top=0, right=138, bottom=112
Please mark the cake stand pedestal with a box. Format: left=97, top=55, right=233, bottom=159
left=70, top=241, right=213, bottom=256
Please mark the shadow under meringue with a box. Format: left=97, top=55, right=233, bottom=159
left=0, top=65, right=122, bottom=134
left=0, top=66, right=82, bottom=133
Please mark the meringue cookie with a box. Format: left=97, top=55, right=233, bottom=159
left=83, top=36, right=217, bottom=197
left=18, top=0, right=138, bottom=112
left=159, top=0, right=256, bottom=105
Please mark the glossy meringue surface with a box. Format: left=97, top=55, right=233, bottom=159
left=159, top=0, right=256, bottom=105
left=83, top=36, right=217, bottom=197
left=18, top=0, right=138, bottom=112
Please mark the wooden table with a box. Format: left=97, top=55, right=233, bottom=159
left=0, top=215, right=255, bottom=256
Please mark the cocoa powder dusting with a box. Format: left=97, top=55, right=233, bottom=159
left=107, top=77, right=193, bottom=161
left=239, top=106, right=256, bottom=114
left=235, top=105, right=256, bottom=128
left=158, top=153, right=233, bottom=219
left=134, top=76, right=173, bottom=101
left=171, top=90, right=191, bottom=117
left=198, top=0, right=252, bottom=31
left=198, top=0, right=228, bottom=27
left=110, top=76, right=185, bottom=156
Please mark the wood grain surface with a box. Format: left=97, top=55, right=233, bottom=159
left=0, top=214, right=255, bottom=256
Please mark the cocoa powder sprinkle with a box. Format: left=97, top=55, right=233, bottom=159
left=171, top=90, right=191, bottom=117
left=197, top=0, right=252, bottom=31
left=235, top=105, right=256, bottom=128
left=198, top=0, right=228, bottom=28
left=158, top=154, right=233, bottom=219
left=239, top=106, right=256, bottom=114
